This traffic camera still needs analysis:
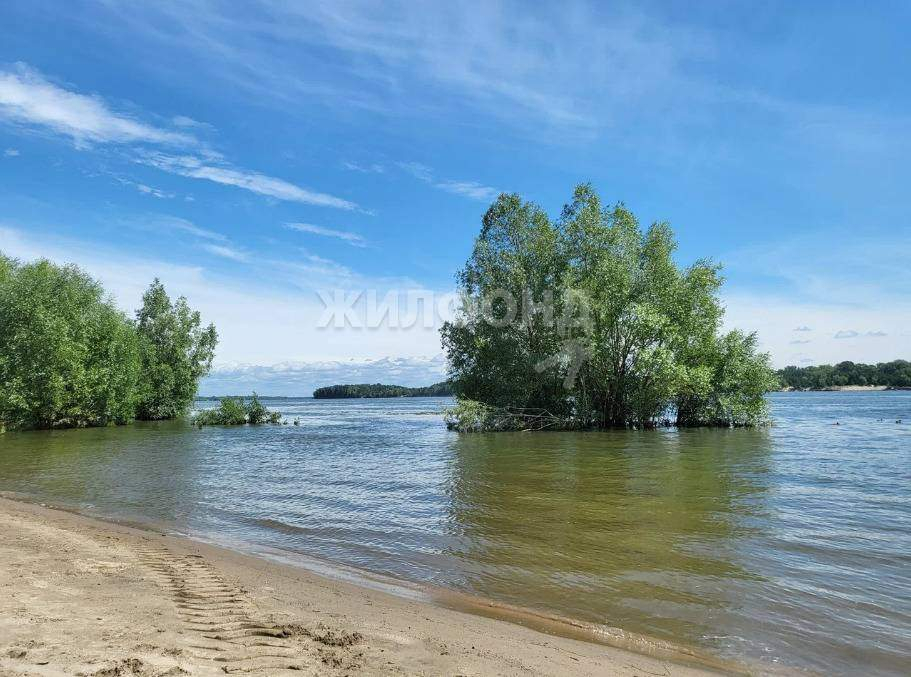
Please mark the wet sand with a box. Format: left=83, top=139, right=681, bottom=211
left=0, top=496, right=729, bottom=676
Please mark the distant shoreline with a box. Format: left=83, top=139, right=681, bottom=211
left=778, top=385, right=911, bottom=392
left=313, top=382, right=453, bottom=399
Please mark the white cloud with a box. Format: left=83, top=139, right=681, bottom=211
left=834, top=330, right=859, bottom=339
left=721, top=229, right=911, bottom=365
left=290, top=250, right=354, bottom=281
left=202, top=243, right=248, bottom=262
left=140, top=152, right=358, bottom=210
left=722, top=293, right=911, bottom=367
left=135, top=183, right=175, bottom=199
left=0, top=64, right=358, bottom=212
left=398, top=162, right=434, bottom=182
left=398, top=161, right=500, bottom=202
left=435, top=180, right=500, bottom=201
left=343, top=161, right=385, bottom=174
left=0, top=63, right=194, bottom=147
left=285, top=222, right=366, bottom=247
left=3, top=148, right=19, bottom=157
left=128, top=214, right=227, bottom=242
left=171, top=115, right=213, bottom=130
left=107, top=2, right=695, bottom=132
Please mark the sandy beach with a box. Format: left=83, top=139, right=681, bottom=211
left=0, top=497, right=730, bottom=677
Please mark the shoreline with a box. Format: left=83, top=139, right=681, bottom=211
left=777, top=385, right=910, bottom=392
left=0, top=495, right=742, bottom=676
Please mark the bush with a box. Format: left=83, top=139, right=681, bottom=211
left=193, top=394, right=282, bottom=426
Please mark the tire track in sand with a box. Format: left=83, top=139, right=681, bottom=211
left=134, top=541, right=325, bottom=674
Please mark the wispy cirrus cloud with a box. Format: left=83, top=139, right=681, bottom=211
left=134, top=183, right=175, bottom=199
left=171, top=115, right=213, bottom=131
left=201, top=243, right=248, bottom=262
left=435, top=179, right=500, bottom=201
left=3, top=148, right=20, bottom=157
left=0, top=63, right=194, bottom=147
left=285, top=222, right=366, bottom=247
left=140, top=215, right=227, bottom=242
left=343, top=161, right=385, bottom=174
left=139, top=152, right=358, bottom=210
left=398, top=162, right=500, bottom=202
left=0, top=63, right=359, bottom=211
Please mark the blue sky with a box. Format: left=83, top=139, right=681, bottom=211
left=1, top=1, right=909, bottom=394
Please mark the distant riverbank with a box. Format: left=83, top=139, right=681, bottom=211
left=313, top=382, right=452, bottom=398
left=780, top=385, right=911, bottom=392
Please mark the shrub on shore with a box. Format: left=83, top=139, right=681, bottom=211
left=193, top=394, right=282, bottom=426
left=0, top=254, right=217, bottom=431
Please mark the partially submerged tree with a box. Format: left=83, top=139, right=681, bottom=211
left=442, top=185, right=776, bottom=430
left=0, top=258, right=140, bottom=429
left=0, top=258, right=219, bottom=431
left=135, top=279, right=218, bottom=420
left=193, top=393, right=282, bottom=426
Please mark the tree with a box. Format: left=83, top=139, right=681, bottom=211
left=777, top=360, right=911, bottom=389
left=441, top=192, right=571, bottom=416
left=0, top=258, right=140, bottom=429
left=442, top=185, right=776, bottom=430
left=134, top=279, right=218, bottom=420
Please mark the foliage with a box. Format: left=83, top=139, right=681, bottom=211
left=0, top=256, right=140, bottom=430
left=135, top=279, right=218, bottom=420
left=312, top=381, right=452, bottom=398
left=441, top=185, right=776, bottom=431
left=193, top=393, right=282, bottom=426
left=778, top=360, right=911, bottom=389
left=0, top=255, right=218, bottom=431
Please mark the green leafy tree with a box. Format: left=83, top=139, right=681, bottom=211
left=441, top=192, right=571, bottom=415
left=442, top=185, right=777, bottom=430
left=778, top=360, right=911, bottom=389
left=135, top=279, right=218, bottom=420
left=0, top=257, right=140, bottom=430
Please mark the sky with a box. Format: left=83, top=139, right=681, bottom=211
left=1, top=1, right=909, bottom=395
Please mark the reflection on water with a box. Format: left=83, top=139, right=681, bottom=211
left=445, top=428, right=772, bottom=647
left=1, top=392, right=909, bottom=675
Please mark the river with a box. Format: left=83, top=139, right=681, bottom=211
left=1, top=391, right=908, bottom=675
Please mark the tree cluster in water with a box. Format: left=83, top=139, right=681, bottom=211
left=441, top=185, right=778, bottom=431
left=778, top=360, right=911, bottom=390
left=193, top=393, right=282, bottom=426
left=0, top=255, right=217, bottom=431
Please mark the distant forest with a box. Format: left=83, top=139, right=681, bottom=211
left=313, top=382, right=453, bottom=399
left=778, top=360, right=911, bottom=390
